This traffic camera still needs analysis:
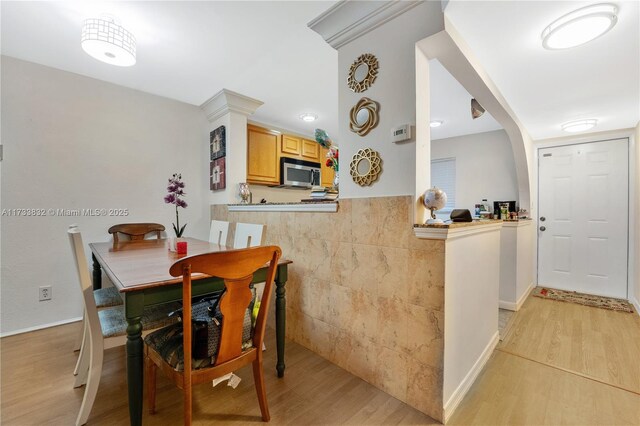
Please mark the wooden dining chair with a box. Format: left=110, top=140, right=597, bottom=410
left=68, top=226, right=180, bottom=426
left=108, top=223, right=165, bottom=248
left=209, top=220, right=230, bottom=246
left=233, top=223, right=264, bottom=248
left=144, top=245, right=282, bottom=425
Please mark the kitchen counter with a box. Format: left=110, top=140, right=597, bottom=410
left=227, top=201, right=338, bottom=212
left=413, top=219, right=503, bottom=240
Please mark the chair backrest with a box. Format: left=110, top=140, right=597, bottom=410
left=169, top=246, right=281, bottom=370
left=233, top=223, right=264, bottom=248
left=209, top=220, right=230, bottom=246
left=68, top=226, right=100, bottom=329
left=108, top=223, right=165, bottom=248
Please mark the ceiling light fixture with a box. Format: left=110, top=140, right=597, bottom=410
left=81, top=15, right=136, bottom=67
left=430, top=120, right=443, bottom=128
left=541, top=4, right=617, bottom=50
left=299, top=113, right=318, bottom=122
left=561, top=119, right=598, bottom=133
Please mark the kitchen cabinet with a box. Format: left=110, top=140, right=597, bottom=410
left=247, top=124, right=280, bottom=185
left=320, top=147, right=335, bottom=188
left=280, top=135, right=320, bottom=162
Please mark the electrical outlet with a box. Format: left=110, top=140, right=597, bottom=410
left=39, top=286, right=52, bottom=301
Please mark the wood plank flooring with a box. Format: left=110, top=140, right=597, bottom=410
left=0, top=324, right=437, bottom=425
left=2, top=295, right=639, bottom=425
left=498, top=296, right=640, bottom=394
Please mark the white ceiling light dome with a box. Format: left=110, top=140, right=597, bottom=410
left=430, top=120, right=444, bottom=128
left=542, top=4, right=617, bottom=50
left=561, top=119, right=598, bottom=133
left=299, top=113, right=318, bottom=122
left=81, top=15, right=136, bottom=67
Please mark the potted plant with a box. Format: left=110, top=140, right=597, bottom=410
left=164, top=173, right=187, bottom=250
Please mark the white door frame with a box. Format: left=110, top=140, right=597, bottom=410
left=533, top=129, right=637, bottom=307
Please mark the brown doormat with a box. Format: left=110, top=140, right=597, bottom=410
left=532, top=287, right=635, bottom=313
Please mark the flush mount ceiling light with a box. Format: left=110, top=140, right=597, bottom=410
left=81, top=15, right=136, bottom=66
left=561, top=119, right=598, bottom=132
left=541, top=4, right=617, bottom=50
left=299, top=113, right=318, bottom=122
left=430, top=120, right=443, bottom=128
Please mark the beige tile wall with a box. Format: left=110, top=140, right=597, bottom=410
left=211, top=196, right=445, bottom=421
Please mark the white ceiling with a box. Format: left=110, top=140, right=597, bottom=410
left=429, top=59, right=502, bottom=140
left=2, top=1, right=638, bottom=142
left=0, top=1, right=339, bottom=138
left=445, top=0, right=640, bottom=140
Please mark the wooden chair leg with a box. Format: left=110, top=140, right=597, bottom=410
left=145, top=355, right=157, bottom=415
left=76, top=336, right=103, bottom=426
left=73, top=314, right=85, bottom=352
left=184, top=383, right=193, bottom=426
left=74, top=318, right=88, bottom=377
left=252, top=358, right=270, bottom=422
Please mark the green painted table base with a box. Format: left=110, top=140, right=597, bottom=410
left=94, top=261, right=288, bottom=426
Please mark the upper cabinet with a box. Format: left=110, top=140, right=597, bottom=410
left=247, top=125, right=280, bottom=185
left=247, top=124, right=331, bottom=187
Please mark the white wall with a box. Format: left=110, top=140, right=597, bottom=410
left=337, top=1, right=444, bottom=199
left=634, top=121, right=640, bottom=313
left=432, top=129, right=518, bottom=213
left=0, top=57, right=210, bottom=335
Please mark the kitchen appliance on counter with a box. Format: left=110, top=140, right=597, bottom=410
left=276, top=157, right=321, bottom=189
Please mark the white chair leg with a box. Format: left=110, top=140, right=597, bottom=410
left=73, top=314, right=85, bottom=352
left=73, top=342, right=90, bottom=388
left=74, top=318, right=88, bottom=376
left=75, top=332, right=103, bottom=426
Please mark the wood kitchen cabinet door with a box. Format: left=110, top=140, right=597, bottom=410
left=320, top=147, right=335, bottom=188
left=247, top=125, right=280, bottom=185
left=281, top=135, right=301, bottom=156
left=301, top=139, right=320, bottom=161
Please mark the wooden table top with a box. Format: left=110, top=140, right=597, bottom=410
left=89, top=238, right=291, bottom=292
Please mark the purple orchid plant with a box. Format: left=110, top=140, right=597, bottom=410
left=164, top=173, right=188, bottom=237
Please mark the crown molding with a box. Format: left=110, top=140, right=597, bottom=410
left=200, top=89, right=263, bottom=122
left=308, top=0, right=423, bottom=49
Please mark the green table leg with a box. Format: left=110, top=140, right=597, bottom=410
left=92, top=253, right=102, bottom=290
left=275, top=264, right=287, bottom=378
left=125, top=294, right=144, bottom=426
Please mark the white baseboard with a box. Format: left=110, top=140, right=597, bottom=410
left=499, top=282, right=534, bottom=311
left=0, top=316, right=82, bottom=338
left=630, top=296, right=640, bottom=317
left=499, top=300, right=516, bottom=310
left=443, top=331, right=499, bottom=424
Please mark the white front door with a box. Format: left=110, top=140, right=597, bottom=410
left=538, top=138, right=628, bottom=299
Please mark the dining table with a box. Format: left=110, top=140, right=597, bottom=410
left=88, top=237, right=292, bottom=426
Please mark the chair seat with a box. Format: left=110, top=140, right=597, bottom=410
left=94, top=286, right=123, bottom=308
left=144, top=308, right=254, bottom=372
left=99, top=303, right=181, bottom=338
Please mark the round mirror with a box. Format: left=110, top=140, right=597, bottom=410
left=348, top=53, right=379, bottom=93
left=354, top=63, right=369, bottom=82
left=357, top=158, right=371, bottom=175
left=350, top=148, right=383, bottom=187
left=356, top=107, right=370, bottom=125
left=349, top=97, right=379, bottom=136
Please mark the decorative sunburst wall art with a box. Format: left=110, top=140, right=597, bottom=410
left=347, top=53, right=378, bottom=93
left=349, top=97, right=379, bottom=136
left=350, top=148, right=382, bottom=186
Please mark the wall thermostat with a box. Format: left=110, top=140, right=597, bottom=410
left=391, top=124, right=411, bottom=143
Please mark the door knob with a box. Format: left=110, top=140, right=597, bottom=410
left=540, top=216, right=546, bottom=221
left=540, top=226, right=546, bottom=231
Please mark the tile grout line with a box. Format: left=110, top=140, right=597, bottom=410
left=495, top=347, right=640, bottom=396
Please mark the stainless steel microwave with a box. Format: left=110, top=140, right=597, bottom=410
left=277, top=157, right=321, bottom=189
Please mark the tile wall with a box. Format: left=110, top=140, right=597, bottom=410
left=212, top=196, right=445, bottom=421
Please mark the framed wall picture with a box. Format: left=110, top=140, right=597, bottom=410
left=210, top=157, right=226, bottom=191
left=210, top=125, right=226, bottom=160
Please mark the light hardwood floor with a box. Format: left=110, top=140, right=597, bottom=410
left=2, top=296, right=639, bottom=425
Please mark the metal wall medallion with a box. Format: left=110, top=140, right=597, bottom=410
left=348, top=53, right=378, bottom=93
left=349, top=97, right=379, bottom=137
left=350, top=148, right=382, bottom=186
